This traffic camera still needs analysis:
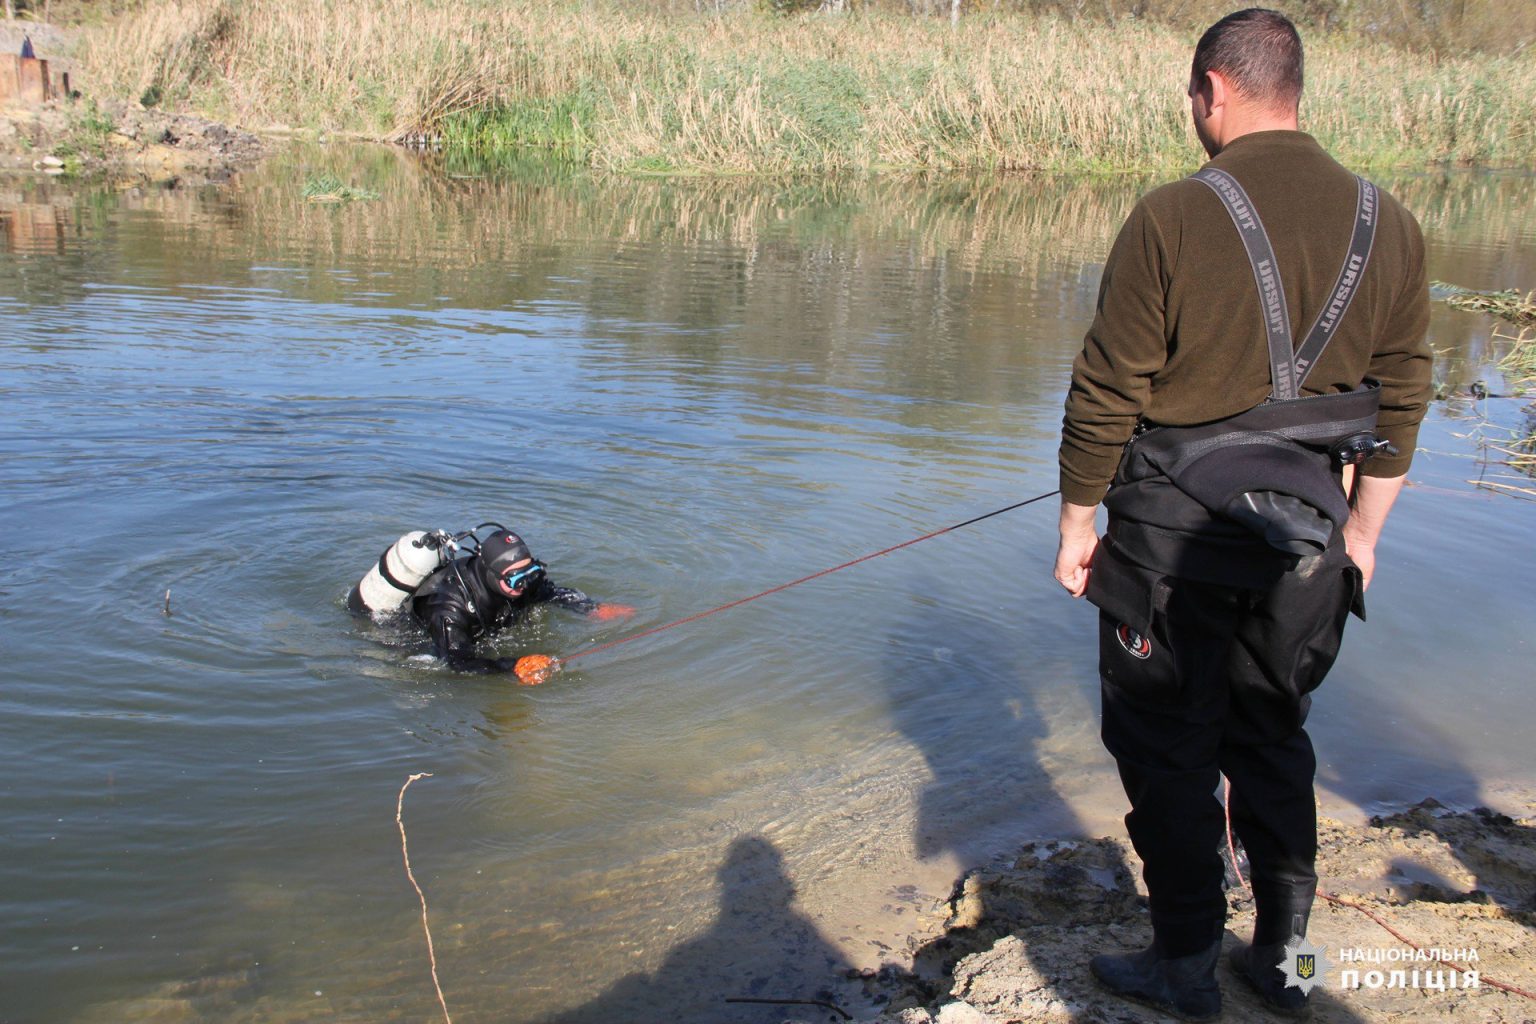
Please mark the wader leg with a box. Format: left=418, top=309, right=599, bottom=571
left=1220, top=731, right=1319, bottom=944
left=1218, top=543, right=1354, bottom=950
left=1098, top=578, right=1246, bottom=957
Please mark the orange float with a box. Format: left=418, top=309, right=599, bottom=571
left=513, top=655, right=559, bottom=686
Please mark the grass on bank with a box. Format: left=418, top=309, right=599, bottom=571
left=68, top=0, right=1536, bottom=175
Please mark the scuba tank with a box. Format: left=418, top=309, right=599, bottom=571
left=347, top=530, right=450, bottom=618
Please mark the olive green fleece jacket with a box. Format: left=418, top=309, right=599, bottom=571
left=1059, top=131, right=1433, bottom=508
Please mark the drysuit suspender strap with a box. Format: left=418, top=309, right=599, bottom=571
left=1191, top=168, right=1295, bottom=399
left=1191, top=168, right=1377, bottom=401
left=1294, top=177, right=1378, bottom=385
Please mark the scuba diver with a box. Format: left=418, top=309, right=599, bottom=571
left=349, top=523, right=633, bottom=684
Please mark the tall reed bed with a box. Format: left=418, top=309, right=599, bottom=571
left=73, top=0, right=1536, bottom=174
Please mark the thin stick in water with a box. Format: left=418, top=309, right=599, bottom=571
left=398, top=772, right=452, bottom=1024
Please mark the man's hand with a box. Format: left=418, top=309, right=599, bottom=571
left=1341, top=473, right=1407, bottom=592
left=1339, top=529, right=1376, bottom=592
left=589, top=603, right=636, bottom=622
left=1054, top=500, right=1101, bottom=598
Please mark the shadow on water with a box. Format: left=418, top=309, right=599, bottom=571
left=879, top=581, right=1092, bottom=863
left=875, top=577, right=1132, bottom=1018
left=534, top=835, right=864, bottom=1024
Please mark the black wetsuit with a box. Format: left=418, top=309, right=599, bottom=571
left=410, top=556, right=595, bottom=673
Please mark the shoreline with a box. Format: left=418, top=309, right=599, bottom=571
left=0, top=99, right=265, bottom=182
left=832, top=797, right=1536, bottom=1023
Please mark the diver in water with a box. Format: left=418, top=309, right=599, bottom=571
left=349, top=524, right=633, bottom=683
left=412, top=527, right=632, bottom=677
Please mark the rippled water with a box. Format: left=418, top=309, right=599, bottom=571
left=3, top=150, right=1534, bottom=1023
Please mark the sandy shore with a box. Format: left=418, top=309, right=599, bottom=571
left=825, top=798, right=1536, bottom=1024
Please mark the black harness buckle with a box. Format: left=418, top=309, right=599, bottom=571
left=1329, top=433, right=1397, bottom=467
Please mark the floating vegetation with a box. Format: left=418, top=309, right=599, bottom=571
left=302, top=176, right=380, bottom=204
left=1432, top=281, right=1536, bottom=327
left=1485, top=325, right=1535, bottom=494
left=1436, top=282, right=1536, bottom=495
left=1499, top=326, right=1536, bottom=390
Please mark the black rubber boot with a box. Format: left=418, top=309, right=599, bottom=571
left=1089, top=940, right=1223, bottom=1022
left=1229, top=940, right=1311, bottom=1017
left=1230, top=896, right=1313, bottom=1018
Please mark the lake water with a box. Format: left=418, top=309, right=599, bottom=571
left=3, top=148, right=1534, bottom=1023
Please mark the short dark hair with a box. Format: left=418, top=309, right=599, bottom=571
left=1191, top=8, right=1304, bottom=112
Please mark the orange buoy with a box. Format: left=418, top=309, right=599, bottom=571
left=513, top=655, right=559, bottom=686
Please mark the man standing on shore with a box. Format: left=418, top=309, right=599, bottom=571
left=1053, top=8, right=1430, bottom=1020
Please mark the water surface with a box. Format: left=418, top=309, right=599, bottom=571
left=3, top=149, right=1534, bottom=1023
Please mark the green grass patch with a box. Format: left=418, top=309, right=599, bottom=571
left=763, top=60, right=866, bottom=164
left=51, top=104, right=119, bottom=173
left=438, top=93, right=597, bottom=158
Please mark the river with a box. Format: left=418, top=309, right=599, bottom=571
left=2, top=147, right=1534, bottom=1023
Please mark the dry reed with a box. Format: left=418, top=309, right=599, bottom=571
left=70, top=0, right=1536, bottom=175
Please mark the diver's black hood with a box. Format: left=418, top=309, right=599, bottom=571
left=476, top=530, right=533, bottom=590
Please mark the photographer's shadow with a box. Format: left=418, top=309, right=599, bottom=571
left=535, top=835, right=861, bottom=1024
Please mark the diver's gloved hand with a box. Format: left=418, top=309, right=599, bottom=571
left=512, top=655, right=560, bottom=685
left=589, top=603, right=636, bottom=622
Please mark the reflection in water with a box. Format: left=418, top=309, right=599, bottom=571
left=0, top=187, right=75, bottom=255
left=6, top=150, right=1534, bottom=375
left=2, top=149, right=1534, bottom=1024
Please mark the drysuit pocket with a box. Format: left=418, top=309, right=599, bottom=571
left=1089, top=539, right=1181, bottom=703
left=1086, top=538, right=1169, bottom=637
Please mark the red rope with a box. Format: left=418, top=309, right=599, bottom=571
left=1222, top=787, right=1536, bottom=1001
left=558, top=490, right=1060, bottom=666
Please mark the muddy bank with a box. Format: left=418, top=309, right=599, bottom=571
left=818, top=799, right=1536, bottom=1024
left=0, top=100, right=264, bottom=182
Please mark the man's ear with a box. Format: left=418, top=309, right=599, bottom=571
left=1202, top=70, right=1230, bottom=114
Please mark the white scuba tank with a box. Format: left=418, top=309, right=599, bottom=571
left=347, top=530, right=446, bottom=618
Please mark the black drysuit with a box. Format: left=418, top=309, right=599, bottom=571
left=410, top=556, right=594, bottom=673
